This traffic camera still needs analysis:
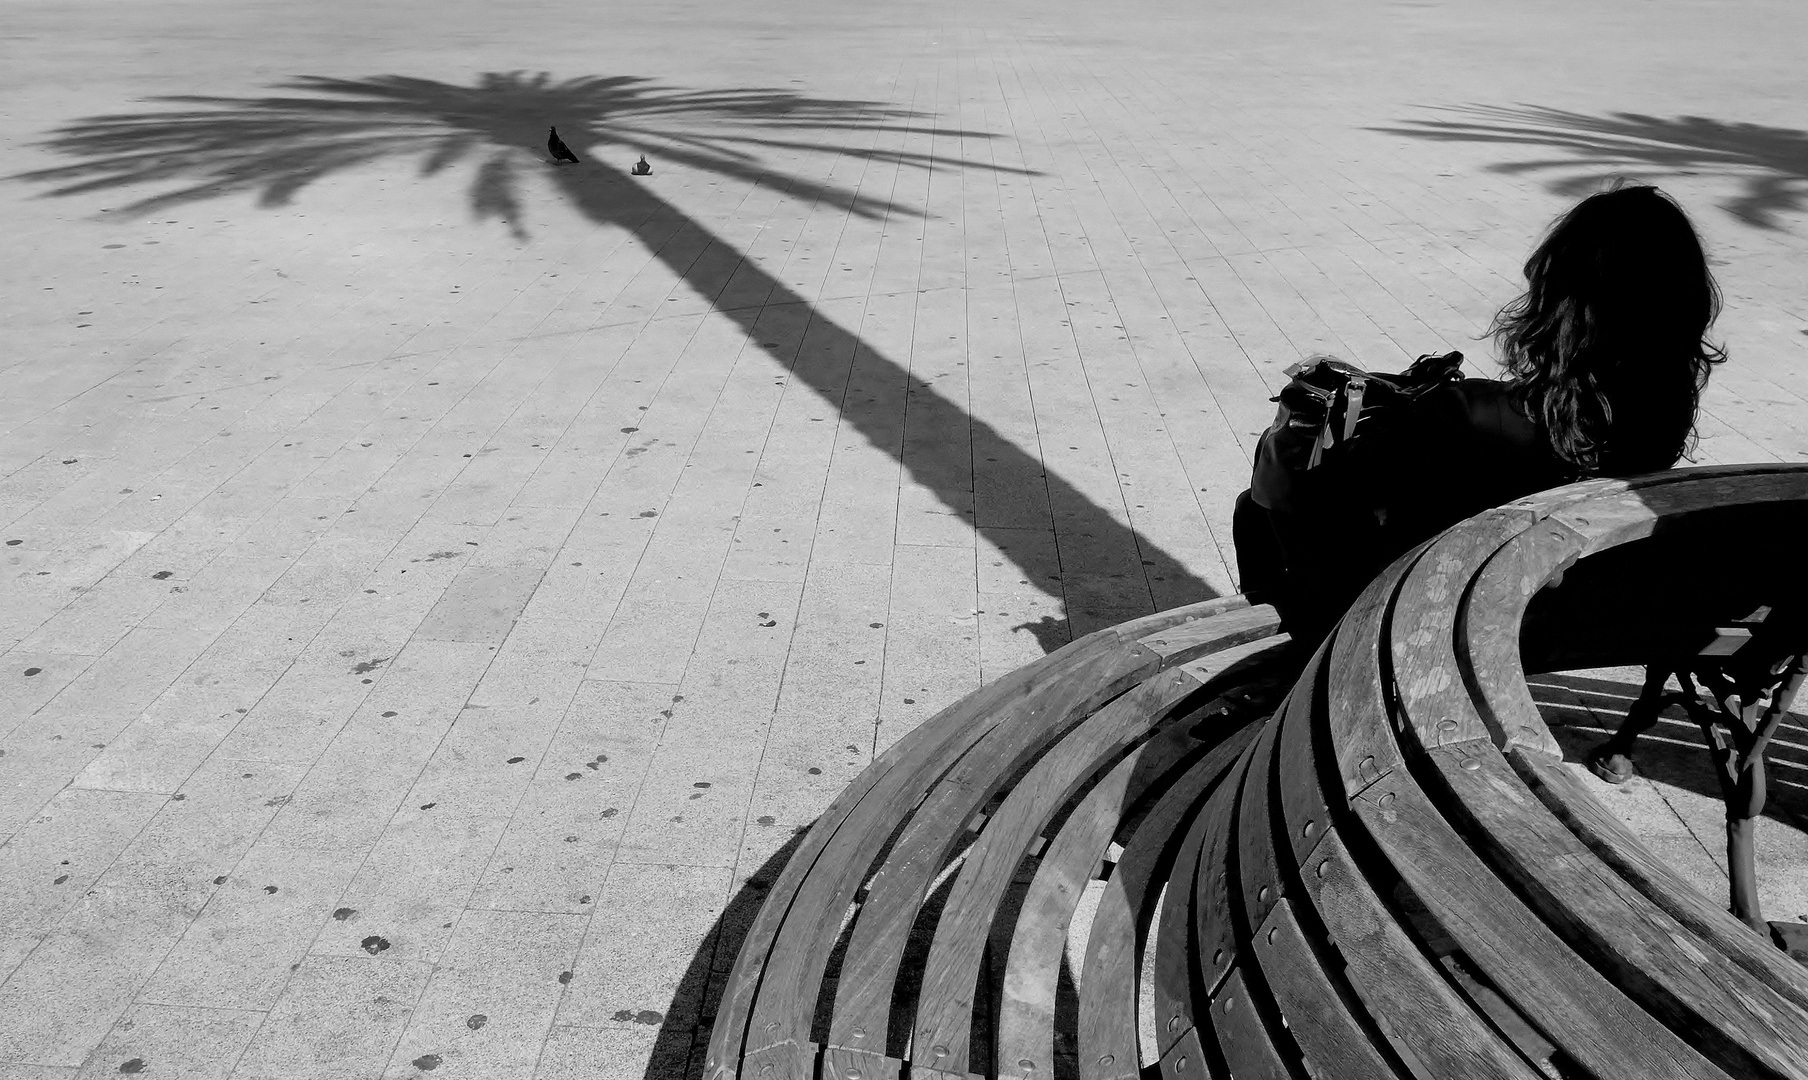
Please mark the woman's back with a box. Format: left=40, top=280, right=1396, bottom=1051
left=1364, top=377, right=1575, bottom=554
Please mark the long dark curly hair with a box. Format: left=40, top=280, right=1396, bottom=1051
left=1489, top=183, right=1725, bottom=476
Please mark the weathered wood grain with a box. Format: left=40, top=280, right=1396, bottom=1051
left=708, top=629, right=1121, bottom=1076
left=1457, top=519, right=1587, bottom=755
left=1548, top=468, right=1808, bottom=554
left=1509, top=748, right=1808, bottom=1010
left=1388, top=508, right=1539, bottom=751
left=997, top=637, right=1292, bottom=1079
left=1422, top=742, right=1808, bottom=1078
left=1251, top=899, right=1397, bottom=1080
left=1152, top=751, right=1237, bottom=1062
left=1156, top=1024, right=1215, bottom=1080
left=1078, top=725, right=1261, bottom=1080
left=1351, top=770, right=1729, bottom=1080
left=800, top=642, right=1156, bottom=1059
left=1209, top=966, right=1293, bottom=1080
left=1187, top=740, right=1256, bottom=1002
left=1135, top=602, right=1285, bottom=661
left=1295, top=827, right=1539, bottom=1080
left=1234, top=712, right=1286, bottom=939
left=910, top=666, right=1209, bottom=1072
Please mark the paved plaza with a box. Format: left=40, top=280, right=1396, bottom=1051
left=3, top=0, right=1807, bottom=1075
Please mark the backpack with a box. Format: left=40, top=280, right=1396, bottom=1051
left=1237, top=350, right=1465, bottom=645
left=1248, top=350, right=1466, bottom=515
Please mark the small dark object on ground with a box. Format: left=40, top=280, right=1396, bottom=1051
left=632, top=154, right=651, bottom=175
left=547, top=127, right=579, bottom=164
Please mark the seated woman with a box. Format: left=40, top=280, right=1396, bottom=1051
left=1238, top=182, right=1726, bottom=646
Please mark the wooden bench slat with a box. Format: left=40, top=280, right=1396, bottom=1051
left=1389, top=508, right=1545, bottom=753
left=737, top=1038, right=819, bottom=1080
left=1155, top=1025, right=1216, bottom=1080
left=1546, top=468, right=1808, bottom=554
left=1321, top=542, right=1436, bottom=797
left=1153, top=745, right=1251, bottom=1062
left=713, top=595, right=1248, bottom=1075
left=996, top=638, right=1292, bottom=1079
left=1252, top=899, right=1398, bottom=1080
left=819, top=1046, right=900, bottom=1080
left=1077, top=725, right=1261, bottom=1080
left=1185, top=737, right=1257, bottom=1004
left=1274, top=644, right=1332, bottom=869
left=1508, top=748, right=1808, bottom=1010
left=1351, top=769, right=1730, bottom=1080
left=1286, top=669, right=1541, bottom=1080
left=1422, top=743, right=1808, bottom=1078
left=1134, top=602, right=1285, bottom=661
left=908, top=666, right=1209, bottom=1073
left=1459, top=519, right=1589, bottom=755
left=1113, top=594, right=1260, bottom=647
left=1233, top=709, right=1287, bottom=940
left=1235, top=698, right=1398, bottom=1080
left=1296, top=827, right=1541, bottom=1080
left=732, top=635, right=1139, bottom=1066
left=1208, top=966, right=1291, bottom=1079
left=826, top=613, right=1282, bottom=1061
left=707, top=628, right=1116, bottom=1073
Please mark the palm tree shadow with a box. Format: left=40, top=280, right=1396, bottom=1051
left=12, top=72, right=1222, bottom=634
left=1370, top=104, right=1808, bottom=231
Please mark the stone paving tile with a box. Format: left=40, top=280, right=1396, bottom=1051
left=70, top=1003, right=262, bottom=1080
left=468, top=679, right=672, bottom=914
left=137, top=841, right=364, bottom=1011
left=230, top=954, right=433, bottom=1080
left=310, top=807, right=508, bottom=965
left=875, top=543, right=983, bottom=754
left=0, top=788, right=166, bottom=985
left=380, top=910, right=586, bottom=1080
left=0, top=875, right=206, bottom=1067
left=0, top=652, right=96, bottom=744
left=557, top=864, right=731, bottom=1031
left=0, top=624, right=224, bottom=837
left=535, top=1023, right=668, bottom=1080
left=403, top=618, right=605, bottom=821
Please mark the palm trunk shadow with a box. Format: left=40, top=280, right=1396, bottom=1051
left=558, top=159, right=1218, bottom=631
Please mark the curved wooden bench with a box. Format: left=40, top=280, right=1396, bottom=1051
left=705, top=464, right=1808, bottom=1080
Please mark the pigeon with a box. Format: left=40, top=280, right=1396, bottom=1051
left=631, top=155, right=652, bottom=176
left=547, top=127, right=579, bottom=164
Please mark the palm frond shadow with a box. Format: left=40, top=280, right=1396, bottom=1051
left=1370, top=104, right=1808, bottom=230
left=13, top=71, right=1220, bottom=636
left=14, top=72, right=1009, bottom=230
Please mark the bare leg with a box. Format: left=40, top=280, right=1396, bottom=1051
left=1587, top=665, right=1672, bottom=785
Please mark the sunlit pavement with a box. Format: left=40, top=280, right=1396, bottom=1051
left=3, top=0, right=1807, bottom=1075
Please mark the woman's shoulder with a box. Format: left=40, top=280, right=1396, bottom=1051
left=1438, top=377, right=1540, bottom=448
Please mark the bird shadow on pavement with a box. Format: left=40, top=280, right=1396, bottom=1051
left=12, top=70, right=1222, bottom=640
left=1371, top=104, right=1808, bottom=231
